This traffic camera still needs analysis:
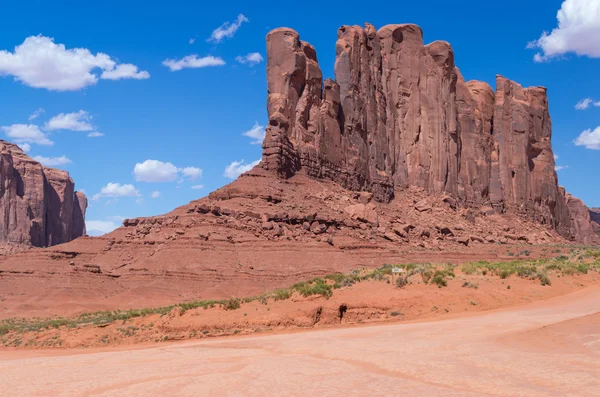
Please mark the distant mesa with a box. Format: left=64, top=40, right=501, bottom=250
left=0, top=140, right=87, bottom=247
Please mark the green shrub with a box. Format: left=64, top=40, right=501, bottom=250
left=395, top=277, right=408, bottom=288
left=431, top=271, right=448, bottom=288
left=294, top=279, right=333, bottom=299
left=271, top=289, right=292, bottom=301
left=537, top=271, right=551, bottom=286
left=223, top=298, right=241, bottom=310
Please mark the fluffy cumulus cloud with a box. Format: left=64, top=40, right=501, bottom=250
left=133, top=160, right=203, bottom=183
left=0, top=35, right=149, bottom=91
left=527, top=0, right=600, bottom=62
left=150, top=190, right=160, bottom=198
left=243, top=122, right=265, bottom=144
left=224, top=159, right=260, bottom=179
left=92, top=182, right=140, bottom=200
left=28, top=108, right=44, bottom=121
left=575, top=98, right=600, bottom=110
left=574, top=126, right=600, bottom=149
left=87, top=131, right=104, bottom=138
left=235, top=52, right=264, bottom=66
left=45, top=110, right=93, bottom=131
left=134, top=160, right=179, bottom=182
left=208, top=14, right=248, bottom=43
left=20, top=143, right=31, bottom=153
left=162, top=55, right=225, bottom=71
left=33, top=155, right=71, bottom=167
left=1, top=124, right=53, bottom=145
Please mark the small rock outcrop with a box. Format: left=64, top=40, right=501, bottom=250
left=261, top=23, right=595, bottom=244
left=0, top=141, right=87, bottom=247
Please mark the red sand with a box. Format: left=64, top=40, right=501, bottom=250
left=2, top=286, right=599, bottom=396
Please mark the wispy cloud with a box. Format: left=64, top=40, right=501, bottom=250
left=208, top=14, right=248, bottom=43
left=28, top=108, right=44, bottom=121
left=162, top=55, right=225, bottom=71
left=236, top=52, right=264, bottom=66
left=45, top=110, right=93, bottom=131
left=242, top=122, right=265, bottom=144
left=33, top=155, right=71, bottom=167
left=575, top=98, right=600, bottom=110
left=224, top=159, right=260, bottom=179
left=92, top=182, right=140, bottom=200
left=133, top=160, right=203, bottom=183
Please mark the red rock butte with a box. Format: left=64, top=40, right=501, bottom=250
left=0, top=141, right=87, bottom=248
left=0, top=23, right=597, bottom=318
left=261, top=23, right=594, bottom=244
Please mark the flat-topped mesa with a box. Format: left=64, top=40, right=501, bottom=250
left=0, top=141, right=87, bottom=247
left=261, top=22, right=595, bottom=244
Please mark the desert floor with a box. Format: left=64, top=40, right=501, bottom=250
left=2, top=286, right=599, bottom=397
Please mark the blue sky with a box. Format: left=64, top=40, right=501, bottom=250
left=0, top=0, right=598, bottom=235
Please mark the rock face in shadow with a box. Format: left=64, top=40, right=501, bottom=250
left=0, top=141, right=87, bottom=247
left=261, top=23, right=595, bottom=244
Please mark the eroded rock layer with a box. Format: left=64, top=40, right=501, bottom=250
left=0, top=141, right=87, bottom=247
left=261, top=23, right=593, bottom=243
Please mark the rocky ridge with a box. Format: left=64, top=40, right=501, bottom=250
left=261, top=23, right=594, bottom=244
left=0, top=141, right=87, bottom=247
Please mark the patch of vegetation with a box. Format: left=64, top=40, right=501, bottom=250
left=462, top=281, right=479, bottom=289
left=293, top=279, right=333, bottom=299
left=223, top=298, right=241, bottom=311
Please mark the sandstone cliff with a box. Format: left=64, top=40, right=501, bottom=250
left=261, top=23, right=594, bottom=244
left=0, top=141, right=87, bottom=247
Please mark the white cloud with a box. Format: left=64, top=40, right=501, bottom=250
left=181, top=166, right=202, bottom=180
left=575, top=97, right=600, bottom=110
left=528, top=0, right=600, bottom=62
left=554, top=154, right=559, bottom=160
left=33, top=155, right=71, bottom=167
left=1, top=124, right=53, bottom=145
left=574, top=126, right=600, bottom=149
left=191, top=184, right=204, bottom=190
left=134, top=160, right=179, bottom=182
left=86, top=220, right=120, bottom=236
left=0, top=35, right=149, bottom=91
left=208, top=14, right=248, bottom=43
left=236, top=52, right=264, bottom=66
left=28, top=108, right=44, bottom=121
left=45, top=110, right=93, bottom=131
left=555, top=165, right=569, bottom=171
left=92, top=182, right=140, bottom=200
left=150, top=190, right=160, bottom=198
left=162, top=55, right=225, bottom=71
left=87, top=131, right=104, bottom=138
left=189, top=38, right=196, bottom=45
left=100, top=63, right=149, bottom=80
left=243, top=122, right=265, bottom=144
left=20, top=143, right=31, bottom=153
left=224, top=159, right=260, bottom=179
left=134, top=160, right=203, bottom=183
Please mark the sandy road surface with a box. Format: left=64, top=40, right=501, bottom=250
left=2, top=288, right=600, bottom=397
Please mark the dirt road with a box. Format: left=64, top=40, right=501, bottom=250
left=2, top=288, right=599, bottom=396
